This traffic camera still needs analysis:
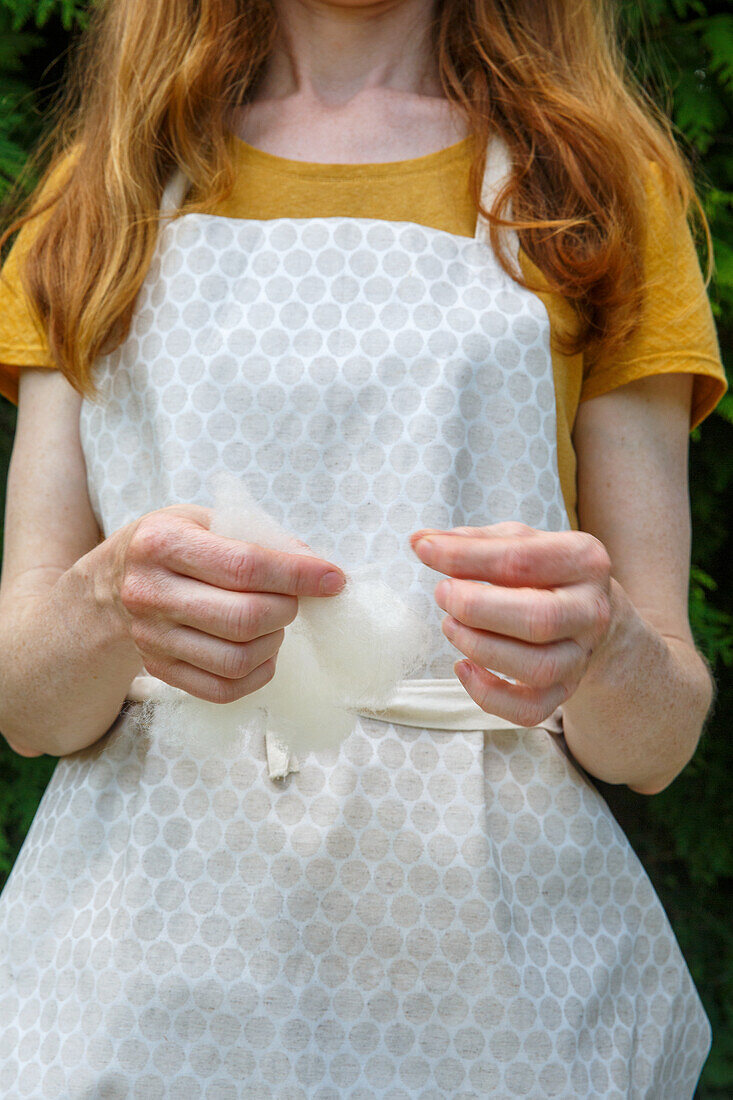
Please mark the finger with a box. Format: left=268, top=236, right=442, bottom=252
left=135, top=516, right=346, bottom=596
left=411, top=529, right=610, bottom=588
left=454, top=660, right=569, bottom=729
left=142, top=653, right=278, bottom=706
left=136, top=619, right=285, bottom=679
left=442, top=616, right=586, bottom=691
left=411, top=521, right=538, bottom=542
left=136, top=571, right=300, bottom=642
left=435, top=579, right=600, bottom=644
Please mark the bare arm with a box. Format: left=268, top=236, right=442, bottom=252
left=561, top=371, right=713, bottom=794
left=409, top=371, right=713, bottom=795
left=0, top=368, right=347, bottom=759
left=0, top=368, right=143, bottom=756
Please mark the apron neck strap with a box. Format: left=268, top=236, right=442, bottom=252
left=474, top=134, right=521, bottom=277
left=160, top=168, right=191, bottom=219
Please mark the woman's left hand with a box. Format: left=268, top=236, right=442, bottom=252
left=409, top=521, right=615, bottom=727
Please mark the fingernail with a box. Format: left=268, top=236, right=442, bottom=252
left=407, top=528, right=435, bottom=545
left=455, top=660, right=472, bottom=678
left=320, top=571, right=346, bottom=594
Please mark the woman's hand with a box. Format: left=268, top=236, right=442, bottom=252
left=107, top=504, right=347, bottom=705
left=409, top=521, right=614, bottom=728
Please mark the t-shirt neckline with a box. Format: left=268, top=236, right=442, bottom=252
left=227, top=131, right=475, bottom=179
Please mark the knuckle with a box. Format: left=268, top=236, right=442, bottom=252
left=500, top=543, right=533, bottom=586
left=471, top=679, right=494, bottom=715
left=526, top=594, right=560, bottom=643
left=576, top=532, right=611, bottom=577
left=555, top=680, right=575, bottom=706
left=276, top=595, right=298, bottom=628
left=229, top=547, right=261, bottom=592
left=141, top=656, right=173, bottom=684
left=227, top=595, right=264, bottom=641
left=441, top=615, right=459, bottom=641
left=219, top=644, right=252, bottom=680
left=441, top=542, right=464, bottom=576
left=208, top=654, right=278, bottom=703
left=128, top=617, right=152, bottom=647
left=514, top=697, right=549, bottom=728
left=209, top=676, right=244, bottom=705
left=192, top=681, right=226, bottom=704
left=129, top=516, right=179, bottom=563
left=119, top=573, right=155, bottom=615
left=591, top=589, right=612, bottom=636
left=260, top=655, right=278, bottom=685
left=453, top=584, right=480, bottom=623
left=134, top=620, right=174, bottom=659
left=531, top=649, right=561, bottom=689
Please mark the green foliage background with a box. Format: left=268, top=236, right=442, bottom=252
left=0, top=1, right=731, bottom=1094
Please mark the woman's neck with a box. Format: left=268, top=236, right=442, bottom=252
left=231, top=0, right=468, bottom=164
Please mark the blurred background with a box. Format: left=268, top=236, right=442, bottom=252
left=0, top=1, right=731, bottom=1094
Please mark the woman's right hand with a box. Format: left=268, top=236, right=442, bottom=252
left=106, top=503, right=346, bottom=704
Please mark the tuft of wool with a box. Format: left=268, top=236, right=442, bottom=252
left=139, top=470, right=433, bottom=758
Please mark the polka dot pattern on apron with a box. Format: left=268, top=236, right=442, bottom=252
left=0, top=135, right=712, bottom=1097
left=0, top=711, right=711, bottom=1098
left=79, top=207, right=568, bottom=680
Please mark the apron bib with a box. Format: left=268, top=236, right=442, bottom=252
left=0, top=135, right=711, bottom=1099
left=77, top=137, right=569, bottom=680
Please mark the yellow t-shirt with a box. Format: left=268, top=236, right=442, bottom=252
left=0, top=134, right=727, bottom=530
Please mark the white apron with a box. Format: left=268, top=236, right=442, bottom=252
left=0, top=136, right=711, bottom=1099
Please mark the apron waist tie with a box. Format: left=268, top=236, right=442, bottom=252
left=125, top=674, right=564, bottom=780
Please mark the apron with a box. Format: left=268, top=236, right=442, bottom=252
left=0, top=135, right=711, bottom=1099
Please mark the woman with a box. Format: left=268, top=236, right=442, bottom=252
left=0, top=0, right=726, bottom=1096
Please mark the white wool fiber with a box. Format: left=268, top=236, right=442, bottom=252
left=141, top=470, right=433, bottom=758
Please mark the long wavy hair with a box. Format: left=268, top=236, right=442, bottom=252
left=0, top=0, right=710, bottom=396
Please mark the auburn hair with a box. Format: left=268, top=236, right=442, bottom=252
left=0, top=0, right=711, bottom=397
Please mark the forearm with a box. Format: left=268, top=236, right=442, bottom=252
left=0, top=538, right=144, bottom=757
left=561, top=578, right=714, bottom=795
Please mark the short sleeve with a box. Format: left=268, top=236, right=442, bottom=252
left=579, top=159, right=728, bottom=431
left=0, top=156, right=76, bottom=406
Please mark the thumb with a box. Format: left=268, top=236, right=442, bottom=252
left=157, top=502, right=216, bottom=529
